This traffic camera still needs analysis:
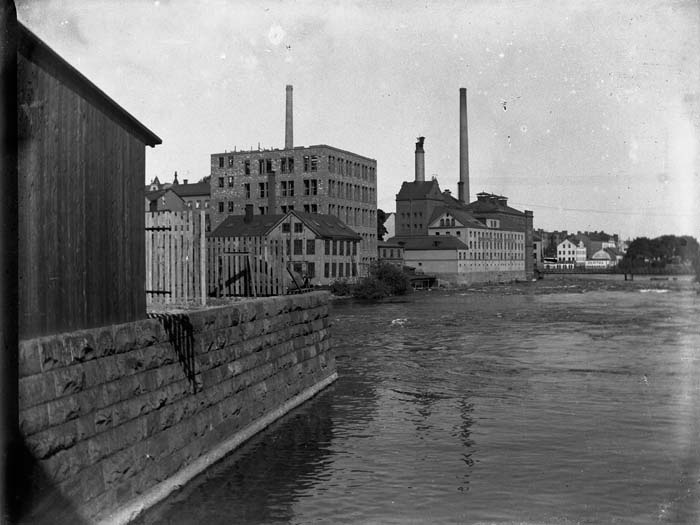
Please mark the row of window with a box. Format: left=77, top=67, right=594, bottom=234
left=327, top=180, right=375, bottom=203
left=216, top=154, right=374, bottom=179
left=327, top=156, right=375, bottom=181
left=324, top=261, right=358, bottom=279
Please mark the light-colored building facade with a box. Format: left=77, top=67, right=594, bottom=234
left=557, top=238, right=587, bottom=265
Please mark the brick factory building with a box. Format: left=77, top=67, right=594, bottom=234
left=209, top=86, right=378, bottom=268
left=389, top=88, right=534, bottom=284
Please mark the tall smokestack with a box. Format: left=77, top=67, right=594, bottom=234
left=458, top=87, right=470, bottom=204
left=415, top=137, right=425, bottom=182
left=285, top=85, right=293, bottom=149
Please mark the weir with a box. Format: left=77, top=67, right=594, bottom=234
left=16, top=292, right=335, bottom=524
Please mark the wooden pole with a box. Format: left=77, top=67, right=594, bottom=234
left=1, top=1, right=20, bottom=521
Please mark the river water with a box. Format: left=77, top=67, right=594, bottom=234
left=138, top=278, right=700, bottom=524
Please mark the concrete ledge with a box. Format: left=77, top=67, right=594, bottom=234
left=98, top=371, right=339, bottom=525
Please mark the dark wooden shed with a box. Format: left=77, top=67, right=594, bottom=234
left=17, top=23, right=161, bottom=339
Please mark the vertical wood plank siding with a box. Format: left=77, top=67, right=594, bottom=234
left=18, top=54, right=147, bottom=339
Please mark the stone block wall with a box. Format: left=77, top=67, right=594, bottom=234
left=18, top=292, right=333, bottom=523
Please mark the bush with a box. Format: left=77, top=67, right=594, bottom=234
left=351, top=261, right=411, bottom=300
left=352, top=276, right=389, bottom=300
left=330, top=279, right=353, bottom=296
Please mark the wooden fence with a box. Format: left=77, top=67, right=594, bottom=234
left=207, top=237, right=292, bottom=297
left=145, top=211, right=207, bottom=306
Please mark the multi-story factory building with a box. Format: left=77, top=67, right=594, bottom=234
left=209, top=86, right=378, bottom=268
left=389, top=88, right=534, bottom=284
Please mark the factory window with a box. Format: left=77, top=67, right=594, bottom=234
left=310, top=155, right=318, bottom=171
left=228, top=156, right=234, bottom=167
left=294, top=239, right=303, bottom=255
left=457, top=231, right=461, bottom=236
left=228, top=201, right=234, bottom=213
left=338, top=263, right=344, bottom=278
left=339, top=241, right=344, bottom=256
left=435, top=232, right=440, bottom=236
left=325, top=240, right=330, bottom=255
left=331, top=263, right=337, bottom=277
left=294, top=223, right=303, bottom=233
left=258, top=206, right=267, bottom=215
left=218, top=156, right=224, bottom=168
left=329, top=156, right=335, bottom=172
left=307, top=240, right=315, bottom=255
left=332, top=241, right=337, bottom=256
left=228, top=176, right=234, bottom=187
left=244, top=183, right=251, bottom=199
left=324, top=263, right=329, bottom=278
left=282, top=223, right=291, bottom=233
left=218, top=177, right=224, bottom=188
left=288, top=180, right=295, bottom=196
left=352, top=263, right=357, bottom=276
left=307, top=262, right=315, bottom=278
left=281, top=158, right=287, bottom=173
left=259, top=182, right=267, bottom=198
left=244, top=160, right=250, bottom=175
left=304, top=179, right=318, bottom=196
left=303, top=155, right=310, bottom=172
left=218, top=202, right=224, bottom=212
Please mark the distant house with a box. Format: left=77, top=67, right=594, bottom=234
left=145, top=188, right=187, bottom=212
left=557, top=237, right=586, bottom=266
left=397, top=235, right=469, bottom=279
left=209, top=208, right=362, bottom=286
left=585, top=247, right=623, bottom=269
left=378, top=239, right=404, bottom=267
left=171, top=177, right=211, bottom=211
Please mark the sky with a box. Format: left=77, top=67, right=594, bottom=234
left=17, top=0, right=700, bottom=240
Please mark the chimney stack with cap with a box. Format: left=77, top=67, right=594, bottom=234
left=458, top=88, right=469, bottom=204
left=415, top=137, right=425, bottom=182
left=285, top=85, right=293, bottom=149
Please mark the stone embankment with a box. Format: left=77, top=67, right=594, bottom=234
left=18, top=292, right=334, bottom=524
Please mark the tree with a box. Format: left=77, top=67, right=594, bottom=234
left=377, top=209, right=389, bottom=241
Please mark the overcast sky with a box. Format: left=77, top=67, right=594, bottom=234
left=18, top=0, right=699, bottom=239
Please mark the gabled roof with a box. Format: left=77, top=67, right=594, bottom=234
left=144, top=188, right=182, bottom=202
left=210, top=211, right=361, bottom=240
left=19, top=23, right=161, bottom=147
left=427, top=206, right=487, bottom=230
left=210, top=214, right=284, bottom=238
left=396, top=180, right=443, bottom=200
left=386, top=235, right=467, bottom=251
left=172, top=181, right=210, bottom=198
left=292, top=212, right=361, bottom=240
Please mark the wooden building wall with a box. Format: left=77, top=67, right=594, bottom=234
left=17, top=53, right=147, bottom=339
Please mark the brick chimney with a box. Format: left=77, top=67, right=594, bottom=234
left=244, top=204, right=254, bottom=223
left=415, top=137, right=425, bottom=182
left=285, top=85, right=293, bottom=150
left=267, top=170, right=276, bottom=214
left=458, top=88, right=469, bottom=204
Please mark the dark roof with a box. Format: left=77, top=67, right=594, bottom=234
left=396, top=180, right=443, bottom=200
left=172, top=181, right=210, bottom=198
left=427, top=206, right=487, bottom=229
left=210, top=214, right=285, bottom=238
left=604, top=247, right=622, bottom=257
left=464, top=194, right=525, bottom=216
left=210, top=211, right=361, bottom=240
left=386, top=235, right=467, bottom=251
left=378, top=240, right=404, bottom=248
left=18, top=23, right=161, bottom=147
left=145, top=189, right=166, bottom=202
left=293, top=212, right=361, bottom=240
